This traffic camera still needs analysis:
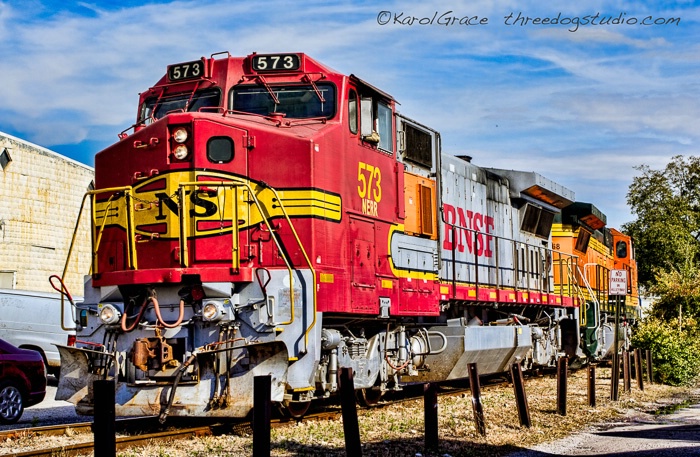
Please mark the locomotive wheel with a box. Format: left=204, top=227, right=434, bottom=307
left=358, top=387, right=383, bottom=407
left=284, top=400, right=311, bottom=419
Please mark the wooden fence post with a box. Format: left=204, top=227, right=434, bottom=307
left=634, top=348, right=644, bottom=391
left=623, top=350, right=631, bottom=392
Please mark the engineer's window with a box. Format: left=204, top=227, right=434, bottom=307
left=616, top=241, right=628, bottom=258
left=348, top=90, right=358, bottom=134
left=360, top=98, right=393, bottom=153
left=376, top=102, right=392, bottom=152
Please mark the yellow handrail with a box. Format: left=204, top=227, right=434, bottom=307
left=178, top=180, right=317, bottom=351
left=65, top=179, right=316, bottom=352
left=264, top=185, right=317, bottom=353
left=58, top=191, right=91, bottom=331
left=176, top=182, right=240, bottom=270
left=91, top=187, right=139, bottom=271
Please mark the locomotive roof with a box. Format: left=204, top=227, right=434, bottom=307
left=349, top=74, right=395, bottom=101
left=560, top=202, right=607, bottom=230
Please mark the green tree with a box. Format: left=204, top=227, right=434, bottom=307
left=624, top=155, right=700, bottom=320
left=647, top=238, right=700, bottom=328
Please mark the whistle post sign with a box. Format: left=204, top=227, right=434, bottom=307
left=609, top=269, right=628, bottom=296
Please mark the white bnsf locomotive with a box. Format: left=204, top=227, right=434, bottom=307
left=55, top=52, right=631, bottom=420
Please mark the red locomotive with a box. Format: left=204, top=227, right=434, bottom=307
left=56, top=52, right=639, bottom=419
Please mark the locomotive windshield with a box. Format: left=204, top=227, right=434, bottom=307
left=231, top=83, right=336, bottom=119
left=140, top=89, right=221, bottom=123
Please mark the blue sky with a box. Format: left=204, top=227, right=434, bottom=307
left=1, top=1, right=698, bottom=229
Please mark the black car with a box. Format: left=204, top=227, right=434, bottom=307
left=0, top=338, right=47, bottom=424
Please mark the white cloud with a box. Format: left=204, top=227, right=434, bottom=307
left=0, top=0, right=698, bottom=228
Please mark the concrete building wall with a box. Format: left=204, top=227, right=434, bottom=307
left=0, top=132, right=94, bottom=295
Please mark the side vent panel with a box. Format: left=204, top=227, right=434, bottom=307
left=404, top=172, right=437, bottom=239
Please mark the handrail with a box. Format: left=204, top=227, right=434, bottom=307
left=265, top=185, right=317, bottom=353
left=60, top=179, right=317, bottom=352
left=179, top=180, right=317, bottom=352
left=58, top=186, right=136, bottom=329
left=58, top=191, right=92, bottom=330
left=176, top=182, right=239, bottom=271
left=177, top=181, right=294, bottom=324
left=443, top=218, right=579, bottom=303
left=576, top=264, right=601, bottom=330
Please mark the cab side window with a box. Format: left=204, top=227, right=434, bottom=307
left=348, top=90, right=358, bottom=134
left=616, top=241, right=628, bottom=258
left=376, top=102, right=392, bottom=152
left=360, top=97, right=393, bottom=153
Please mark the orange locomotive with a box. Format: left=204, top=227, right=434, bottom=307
left=56, top=52, right=637, bottom=419
left=552, top=203, right=640, bottom=361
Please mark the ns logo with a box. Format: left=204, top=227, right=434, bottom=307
left=153, top=189, right=219, bottom=221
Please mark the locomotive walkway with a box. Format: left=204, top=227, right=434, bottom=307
left=510, top=391, right=700, bottom=456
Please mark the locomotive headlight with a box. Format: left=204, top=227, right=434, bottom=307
left=172, top=127, right=188, bottom=143
left=173, top=144, right=189, bottom=160
left=202, top=300, right=226, bottom=322
left=98, top=303, right=121, bottom=325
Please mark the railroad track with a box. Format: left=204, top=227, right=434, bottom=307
left=1, top=417, right=244, bottom=457
left=0, top=374, right=524, bottom=456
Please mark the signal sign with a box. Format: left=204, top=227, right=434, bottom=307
left=609, top=269, right=628, bottom=296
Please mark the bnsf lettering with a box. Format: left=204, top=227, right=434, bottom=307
left=155, top=190, right=218, bottom=220
left=442, top=203, right=495, bottom=257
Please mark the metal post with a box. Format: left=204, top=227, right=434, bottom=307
left=556, top=356, right=568, bottom=416
left=587, top=365, right=596, bottom=408
left=253, top=375, right=271, bottom=457
left=610, top=295, right=621, bottom=401
left=630, top=348, right=636, bottom=380
left=468, top=363, right=486, bottom=436
left=510, top=362, right=531, bottom=427
left=646, top=349, right=654, bottom=384
left=424, top=383, right=438, bottom=450
left=338, top=367, right=362, bottom=456
left=635, top=348, right=644, bottom=391
left=93, top=380, right=116, bottom=457
left=622, top=350, right=631, bottom=393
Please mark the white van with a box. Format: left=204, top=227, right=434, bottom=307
left=0, top=288, right=77, bottom=376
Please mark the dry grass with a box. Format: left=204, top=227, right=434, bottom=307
left=0, top=367, right=694, bottom=457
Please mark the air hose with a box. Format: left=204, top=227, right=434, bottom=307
left=159, top=354, right=196, bottom=424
